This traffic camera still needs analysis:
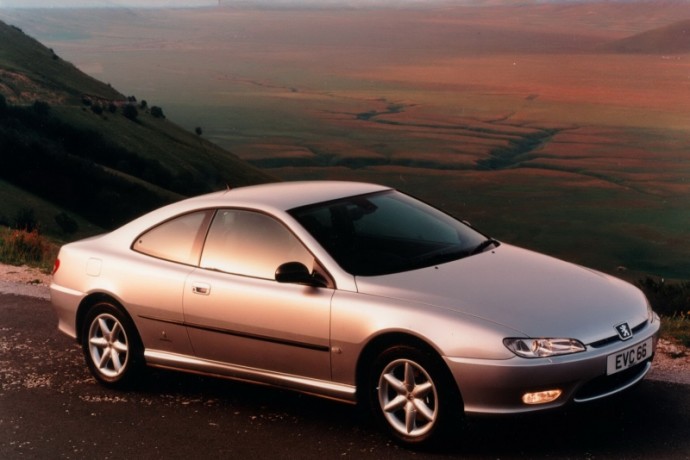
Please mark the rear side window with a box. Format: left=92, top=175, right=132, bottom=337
left=133, top=210, right=213, bottom=265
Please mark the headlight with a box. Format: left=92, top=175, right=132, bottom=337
left=646, top=299, right=656, bottom=324
left=504, top=338, right=586, bottom=358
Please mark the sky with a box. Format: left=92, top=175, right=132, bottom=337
left=0, top=0, right=638, bottom=8
left=0, top=0, right=436, bottom=7
left=0, top=0, right=527, bottom=8
left=0, top=0, right=218, bottom=7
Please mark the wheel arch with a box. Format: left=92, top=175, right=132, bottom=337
left=75, top=292, right=131, bottom=342
left=354, top=331, right=463, bottom=408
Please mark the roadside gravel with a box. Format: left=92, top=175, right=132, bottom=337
left=0, top=263, right=51, bottom=300
left=0, top=263, right=687, bottom=384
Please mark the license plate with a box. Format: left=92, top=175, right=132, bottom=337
left=606, top=337, right=653, bottom=375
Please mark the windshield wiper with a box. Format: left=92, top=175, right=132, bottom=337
left=402, top=239, right=499, bottom=272
left=403, top=246, right=468, bottom=270
left=471, top=238, right=500, bottom=255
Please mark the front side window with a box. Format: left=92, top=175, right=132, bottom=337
left=200, top=209, right=314, bottom=280
left=133, top=210, right=213, bottom=265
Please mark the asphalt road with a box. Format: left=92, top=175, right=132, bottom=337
left=2, top=293, right=689, bottom=459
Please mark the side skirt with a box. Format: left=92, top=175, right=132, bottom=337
left=144, top=349, right=357, bottom=404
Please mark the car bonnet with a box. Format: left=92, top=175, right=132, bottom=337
left=353, top=244, right=650, bottom=345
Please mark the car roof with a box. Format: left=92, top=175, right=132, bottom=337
left=104, top=181, right=392, bottom=247
left=188, top=180, right=392, bottom=212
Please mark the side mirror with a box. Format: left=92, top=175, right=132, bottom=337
left=275, top=262, right=324, bottom=287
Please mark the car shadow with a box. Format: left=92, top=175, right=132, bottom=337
left=127, top=369, right=688, bottom=457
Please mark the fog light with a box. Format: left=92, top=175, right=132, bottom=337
left=522, top=389, right=562, bottom=405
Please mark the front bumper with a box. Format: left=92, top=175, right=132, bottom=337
left=445, top=319, right=660, bottom=415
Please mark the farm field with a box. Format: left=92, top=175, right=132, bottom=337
left=3, top=1, right=690, bottom=279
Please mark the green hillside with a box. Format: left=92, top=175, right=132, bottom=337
left=0, top=20, right=275, bottom=238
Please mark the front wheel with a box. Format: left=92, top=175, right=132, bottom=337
left=82, top=301, right=142, bottom=388
left=368, top=345, right=462, bottom=446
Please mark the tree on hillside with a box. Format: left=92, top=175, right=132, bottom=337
left=195, top=127, right=203, bottom=136
left=123, top=104, right=138, bottom=121
left=32, top=100, right=50, bottom=118
left=151, top=106, right=165, bottom=119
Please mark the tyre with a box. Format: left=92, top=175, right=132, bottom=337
left=368, top=345, right=462, bottom=446
left=82, top=301, right=143, bottom=388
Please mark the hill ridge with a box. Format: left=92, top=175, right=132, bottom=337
left=0, top=21, right=123, bottom=104
left=0, top=20, right=274, bottom=237
left=603, top=18, right=690, bottom=53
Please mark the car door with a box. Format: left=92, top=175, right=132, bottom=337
left=182, top=209, right=334, bottom=380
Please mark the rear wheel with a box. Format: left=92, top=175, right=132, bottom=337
left=368, top=345, right=462, bottom=446
left=82, top=301, right=142, bottom=388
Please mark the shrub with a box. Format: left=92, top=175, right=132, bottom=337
left=13, top=207, right=38, bottom=232
left=636, top=277, right=690, bottom=317
left=661, top=311, right=690, bottom=348
left=0, top=227, right=51, bottom=266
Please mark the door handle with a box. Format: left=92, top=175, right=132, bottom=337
left=192, top=283, right=211, bottom=295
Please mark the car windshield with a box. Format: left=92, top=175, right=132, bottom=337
left=289, top=190, right=490, bottom=276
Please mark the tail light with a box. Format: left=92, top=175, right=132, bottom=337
left=52, top=258, right=60, bottom=275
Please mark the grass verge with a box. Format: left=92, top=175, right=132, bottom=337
left=661, top=312, right=690, bottom=349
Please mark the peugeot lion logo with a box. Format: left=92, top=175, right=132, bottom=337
left=615, top=322, right=633, bottom=341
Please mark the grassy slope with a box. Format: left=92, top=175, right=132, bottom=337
left=0, top=179, right=102, bottom=239
left=0, top=20, right=275, bottom=236
left=53, top=105, right=275, bottom=191
left=0, top=21, right=123, bottom=103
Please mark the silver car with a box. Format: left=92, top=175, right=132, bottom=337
left=51, top=181, right=659, bottom=446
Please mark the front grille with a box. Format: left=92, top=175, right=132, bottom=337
left=589, top=320, right=649, bottom=349
left=573, top=358, right=652, bottom=403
